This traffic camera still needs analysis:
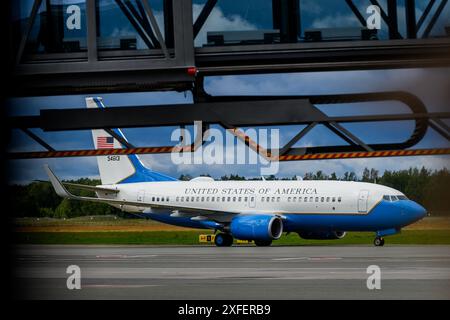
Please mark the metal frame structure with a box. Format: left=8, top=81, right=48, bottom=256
left=6, top=0, right=450, bottom=162
left=7, top=0, right=450, bottom=96
left=9, top=91, right=450, bottom=160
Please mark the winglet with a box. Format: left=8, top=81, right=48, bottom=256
left=44, top=165, right=71, bottom=198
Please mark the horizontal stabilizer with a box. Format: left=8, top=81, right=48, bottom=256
left=36, top=179, right=119, bottom=194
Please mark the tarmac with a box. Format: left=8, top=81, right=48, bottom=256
left=12, top=245, right=450, bottom=299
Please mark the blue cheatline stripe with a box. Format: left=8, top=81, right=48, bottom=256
left=141, top=200, right=425, bottom=235
left=92, top=97, right=177, bottom=183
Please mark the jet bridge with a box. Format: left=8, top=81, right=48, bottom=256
left=5, top=0, right=450, bottom=161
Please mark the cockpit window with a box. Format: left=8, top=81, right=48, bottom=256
left=383, top=195, right=408, bottom=202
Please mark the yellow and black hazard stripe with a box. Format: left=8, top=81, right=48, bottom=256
left=8, top=147, right=450, bottom=160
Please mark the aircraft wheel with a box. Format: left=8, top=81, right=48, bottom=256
left=374, top=237, right=385, bottom=247
left=215, top=233, right=233, bottom=247
left=254, top=240, right=273, bottom=247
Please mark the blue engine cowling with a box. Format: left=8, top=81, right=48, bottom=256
left=298, top=231, right=346, bottom=240
left=230, top=215, right=283, bottom=241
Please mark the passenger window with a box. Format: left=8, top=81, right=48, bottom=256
left=304, top=197, right=308, bottom=202
left=315, top=197, right=319, bottom=202
left=338, top=197, right=342, bottom=202
left=332, top=197, right=336, bottom=202
left=191, top=197, right=195, bottom=202
left=227, top=197, right=231, bottom=202
left=326, top=197, right=330, bottom=202
left=261, top=197, right=264, bottom=202
left=272, top=197, right=275, bottom=202
left=321, top=197, right=324, bottom=202
left=251, top=197, right=255, bottom=202
left=232, top=197, right=236, bottom=202
left=310, top=197, right=314, bottom=202
left=288, top=197, right=291, bottom=202
left=277, top=197, right=281, bottom=202
left=293, top=197, right=297, bottom=202
left=166, top=197, right=169, bottom=202
left=238, top=197, right=242, bottom=202
left=152, top=197, right=155, bottom=201
left=201, top=197, right=204, bottom=202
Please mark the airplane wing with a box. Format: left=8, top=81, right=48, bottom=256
left=44, top=165, right=239, bottom=216
left=36, top=180, right=119, bottom=194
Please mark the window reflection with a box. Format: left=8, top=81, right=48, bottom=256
left=11, top=0, right=87, bottom=55
left=97, top=0, right=168, bottom=51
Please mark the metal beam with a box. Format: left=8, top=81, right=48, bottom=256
left=417, top=0, right=436, bottom=32
left=8, top=147, right=450, bottom=161
left=369, top=0, right=402, bottom=39
left=141, top=0, right=170, bottom=58
left=21, top=128, right=55, bottom=152
left=279, top=122, right=318, bottom=156
left=86, top=0, right=98, bottom=63
left=345, top=0, right=367, bottom=27
left=429, top=120, right=450, bottom=141
left=13, top=110, right=448, bottom=131
left=104, top=128, right=135, bottom=148
left=193, top=0, right=218, bottom=38
left=128, top=0, right=160, bottom=48
left=405, top=0, right=417, bottom=39
left=422, top=0, right=448, bottom=38
left=115, top=0, right=154, bottom=49
left=16, top=0, right=43, bottom=64
left=328, top=122, right=374, bottom=152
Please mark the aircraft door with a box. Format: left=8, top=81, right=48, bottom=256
left=137, top=190, right=145, bottom=202
left=358, top=190, right=369, bottom=213
left=249, top=196, right=256, bottom=208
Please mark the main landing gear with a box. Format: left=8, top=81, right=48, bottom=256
left=373, top=237, right=385, bottom=247
left=214, top=233, right=234, bottom=247
left=254, top=240, right=273, bottom=247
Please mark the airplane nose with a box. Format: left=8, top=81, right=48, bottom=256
left=408, top=201, right=427, bottom=221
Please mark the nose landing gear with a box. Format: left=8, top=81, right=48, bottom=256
left=373, top=237, right=385, bottom=247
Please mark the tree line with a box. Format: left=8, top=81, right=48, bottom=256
left=9, top=167, right=450, bottom=218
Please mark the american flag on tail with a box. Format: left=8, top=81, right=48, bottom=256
left=97, top=136, right=114, bottom=149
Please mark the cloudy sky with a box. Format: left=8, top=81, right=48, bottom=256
left=6, top=0, right=450, bottom=184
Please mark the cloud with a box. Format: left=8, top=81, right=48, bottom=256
left=311, top=13, right=360, bottom=29
left=193, top=4, right=258, bottom=47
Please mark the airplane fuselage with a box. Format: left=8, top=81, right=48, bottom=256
left=98, top=179, right=426, bottom=234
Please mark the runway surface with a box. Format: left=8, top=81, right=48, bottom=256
left=13, top=245, right=450, bottom=300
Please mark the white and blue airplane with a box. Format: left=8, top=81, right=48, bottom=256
left=45, top=97, right=427, bottom=247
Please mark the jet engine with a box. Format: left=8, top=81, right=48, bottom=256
left=230, top=215, right=283, bottom=241
left=298, top=231, right=346, bottom=240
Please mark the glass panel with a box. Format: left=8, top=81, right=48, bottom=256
left=193, top=0, right=275, bottom=47
left=193, top=0, right=450, bottom=48
left=12, top=0, right=87, bottom=55
left=97, top=0, right=168, bottom=51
